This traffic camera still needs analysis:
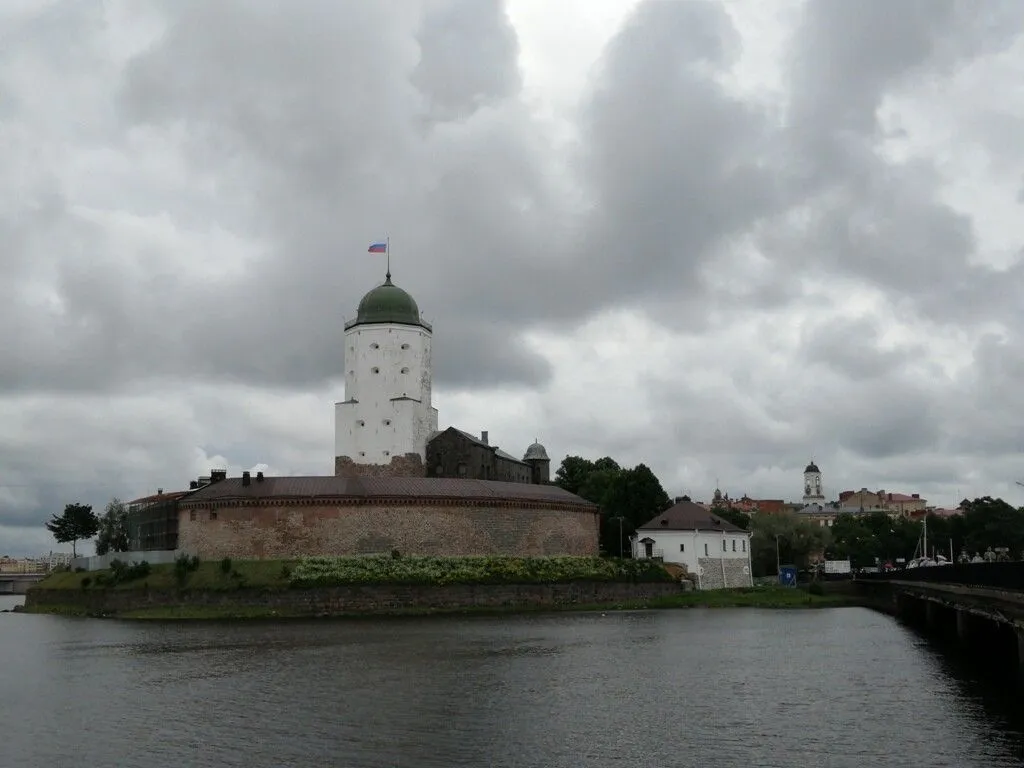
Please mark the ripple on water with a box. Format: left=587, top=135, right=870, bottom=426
left=0, top=607, right=1022, bottom=767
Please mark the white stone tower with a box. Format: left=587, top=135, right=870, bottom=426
left=802, top=460, right=825, bottom=505
left=334, top=272, right=438, bottom=476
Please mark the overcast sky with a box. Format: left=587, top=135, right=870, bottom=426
left=4, top=0, right=1024, bottom=556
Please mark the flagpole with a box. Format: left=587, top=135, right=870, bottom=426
left=386, top=236, right=391, bottom=280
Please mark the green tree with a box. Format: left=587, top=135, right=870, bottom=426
left=553, top=456, right=669, bottom=557
left=749, top=513, right=831, bottom=577
left=45, top=503, right=99, bottom=558
left=961, top=496, right=1024, bottom=554
left=95, top=497, right=130, bottom=556
left=554, top=456, right=597, bottom=495
left=712, top=505, right=751, bottom=530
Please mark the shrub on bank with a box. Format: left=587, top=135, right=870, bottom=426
left=288, top=555, right=674, bottom=588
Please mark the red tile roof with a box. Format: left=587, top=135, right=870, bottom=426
left=178, top=476, right=594, bottom=507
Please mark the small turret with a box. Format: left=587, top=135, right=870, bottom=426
left=523, top=439, right=551, bottom=484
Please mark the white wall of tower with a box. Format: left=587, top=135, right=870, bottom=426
left=802, top=469, right=824, bottom=502
left=334, top=322, right=436, bottom=464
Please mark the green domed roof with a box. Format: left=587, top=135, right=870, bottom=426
left=350, top=274, right=425, bottom=328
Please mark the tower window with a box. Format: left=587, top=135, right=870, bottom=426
left=356, top=420, right=365, bottom=427
left=383, top=451, right=390, bottom=457
left=401, top=343, right=410, bottom=350
left=359, top=451, right=366, bottom=457
left=383, top=419, right=391, bottom=426
left=400, top=367, right=409, bottom=374
left=371, top=367, right=380, bottom=374
left=370, top=343, right=379, bottom=349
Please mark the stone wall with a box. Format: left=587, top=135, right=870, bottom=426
left=696, top=557, right=753, bottom=590
left=178, top=502, right=601, bottom=560
left=25, top=580, right=682, bottom=617
left=334, top=453, right=425, bottom=478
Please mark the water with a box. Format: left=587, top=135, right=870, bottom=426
left=2, top=597, right=1022, bottom=767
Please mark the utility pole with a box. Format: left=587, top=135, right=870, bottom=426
left=775, top=533, right=782, bottom=576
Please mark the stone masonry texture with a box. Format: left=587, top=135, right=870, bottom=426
left=26, top=581, right=682, bottom=617
left=178, top=501, right=601, bottom=560
left=335, top=453, right=425, bottom=478
left=697, top=557, right=753, bottom=590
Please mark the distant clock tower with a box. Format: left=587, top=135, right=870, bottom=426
left=802, top=461, right=825, bottom=505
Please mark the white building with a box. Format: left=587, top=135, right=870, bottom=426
left=802, top=460, right=825, bottom=505
left=631, top=501, right=753, bottom=590
left=334, top=272, right=438, bottom=473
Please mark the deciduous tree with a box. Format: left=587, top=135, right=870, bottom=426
left=95, top=497, right=130, bottom=556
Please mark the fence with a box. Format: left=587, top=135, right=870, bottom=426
left=856, top=562, right=1024, bottom=590
left=72, top=549, right=195, bottom=572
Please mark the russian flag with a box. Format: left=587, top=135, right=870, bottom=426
left=368, top=242, right=387, bottom=253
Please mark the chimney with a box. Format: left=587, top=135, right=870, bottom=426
left=242, top=471, right=251, bottom=487
left=256, top=471, right=264, bottom=482
left=189, top=481, right=199, bottom=490
left=210, top=469, right=227, bottom=483
left=157, top=488, right=163, bottom=495
left=481, top=430, right=489, bottom=445
left=912, top=493, right=919, bottom=499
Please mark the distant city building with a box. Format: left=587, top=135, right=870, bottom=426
left=425, top=428, right=551, bottom=485
left=838, top=489, right=927, bottom=518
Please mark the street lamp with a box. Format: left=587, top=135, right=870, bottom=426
left=775, top=533, right=783, bottom=576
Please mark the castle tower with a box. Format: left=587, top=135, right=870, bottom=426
left=334, top=273, right=438, bottom=477
left=802, top=460, right=825, bottom=505
left=523, top=440, right=551, bottom=485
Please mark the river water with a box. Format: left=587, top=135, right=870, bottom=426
left=2, top=594, right=1022, bottom=767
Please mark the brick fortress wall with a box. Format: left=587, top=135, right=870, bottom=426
left=335, top=453, right=425, bottom=478
left=178, top=500, right=601, bottom=560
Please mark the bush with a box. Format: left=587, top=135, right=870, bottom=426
left=81, top=577, right=91, bottom=590
left=288, top=555, right=675, bottom=588
left=807, top=581, right=825, bottom=596
left=174, top=553, right=200, bottom=587
left=220, top=557, right=233, bottom=575
left=106, top=559, right=151, bottom=586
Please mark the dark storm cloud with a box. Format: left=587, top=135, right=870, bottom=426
left=5, top=0, right=1024, bottom=553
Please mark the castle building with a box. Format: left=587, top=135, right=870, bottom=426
left=802, top=460, right=825, bottom=505
left=334, top=272, right=438, bottom=477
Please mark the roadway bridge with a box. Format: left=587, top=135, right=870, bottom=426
left=854, top=563, right=1024, bottom=689
left=0, top=573, right=47, bottom=594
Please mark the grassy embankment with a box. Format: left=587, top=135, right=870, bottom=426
left=26, top=555, right=852, bottom=619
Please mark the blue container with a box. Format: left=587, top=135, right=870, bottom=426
left=778, top=566, right=797, bottom=587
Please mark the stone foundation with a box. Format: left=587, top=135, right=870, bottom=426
left=335, top=453, right=425, bottom=478
left=696, top=557, right=753, bottom=590
left=179, top=501, right=600, bottom=560
left=25, top=581, right=682, bottom=618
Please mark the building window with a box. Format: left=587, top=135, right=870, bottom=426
left=383, top=419, right=391, bottom=426
left=210, top=511, right=218, bottom=521
left=679, top=544, right=685, bottom=552
left=457, top=463, right=467, bottom=476
left=190, top=511, right=197, bottom=522
left=742, top=540, right=747, bottom=552
left=732, top=540, right=736, bottom=552
left=359, top=451, right=366, bottom=457
left=722, top=540, right=727, bottom=552
left=356, top=420, right=365, bottom=427
left=401, top=343, right=410, bottom=350
left=704, top=543, right=709, bottom=556
left=371, top=367, right=380, bottom=374
left=383, top=451, right=390, bottom=457
left=400, top=367, right=410, bottom=374
left=370, top=343, right=379, bottom=349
